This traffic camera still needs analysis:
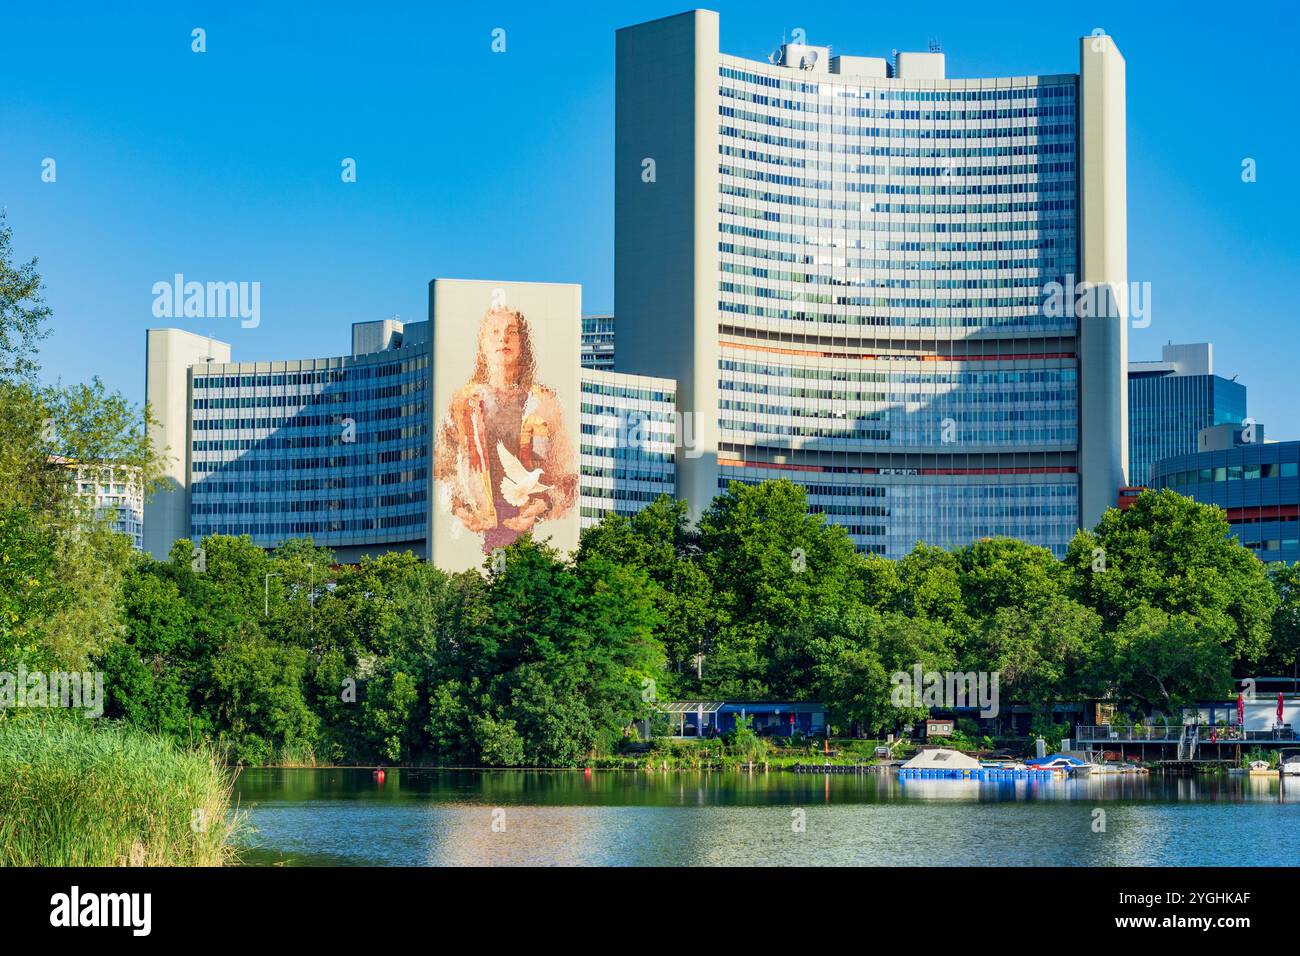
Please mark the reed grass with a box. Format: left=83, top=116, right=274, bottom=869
left=0, top=715, right=243, bottom=866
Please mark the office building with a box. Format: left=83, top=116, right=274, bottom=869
left=1128, top=342, right=1246, bottom=485
left=581, top=314, right=616, bottom=370
left=145, top=282, right=676, bottom=569
left=145, top=12, right=1134, bottom=567
left=1149, top=423, right=1300, bottom=565
left=56, top=458, right=145, bottom=549
left=615, top=10, right=1128, bottom=557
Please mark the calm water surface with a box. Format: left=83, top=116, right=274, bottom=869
left=234, top=768, right=1300, bottom=866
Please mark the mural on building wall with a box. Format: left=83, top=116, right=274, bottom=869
left=435, top=305, right=577, bottom=552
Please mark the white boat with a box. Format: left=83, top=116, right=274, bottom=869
left=1281, top=758, right=1300, bottom=776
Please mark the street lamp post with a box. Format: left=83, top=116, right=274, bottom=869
left=264, top=573, right=281, bottom=617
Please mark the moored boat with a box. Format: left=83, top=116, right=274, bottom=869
left=1025, top=753, right=1093, bottom=776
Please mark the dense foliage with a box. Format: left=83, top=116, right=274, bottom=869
left=48, top=481, right=1286, bottom=764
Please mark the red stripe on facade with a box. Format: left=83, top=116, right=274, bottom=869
left=1226, top=505, right=1300, bottom=523
left=921, top=467, right=1077, bottom=476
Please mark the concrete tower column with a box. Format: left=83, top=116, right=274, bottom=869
left=1078, top=33, right=1129, bottom=529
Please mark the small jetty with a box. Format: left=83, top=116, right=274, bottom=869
left=791, top=762, right=891, bottom=774
left=899, top=747, right=1058, bottom=779
left=787, top=747, right=1151, bottom=777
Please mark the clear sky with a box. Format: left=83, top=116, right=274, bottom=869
left=2, top=1, right=1297, bottom=437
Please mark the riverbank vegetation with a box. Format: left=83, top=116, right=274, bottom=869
left=0, top=716, right=240, bottom=866
left=56, top=482, right=1300, bottom=768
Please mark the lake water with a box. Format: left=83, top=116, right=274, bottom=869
left=234, top=768, right=1300, bottom=866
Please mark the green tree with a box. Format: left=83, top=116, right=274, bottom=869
left=1102, top=604, right=1235, bottom=714
left=1069, top=490, right=1277, bottom=669
left=578, top=496, right=720, bottom=690
left=0, top=210, right=51, bottom=382
left=971, top=595, right=1102, bottom=721
left=0, top=507, right=60, bottom=668
left=99, top=566, right=206, bottom=737
left=425, top=537, right=665, bottom=766
left=1265, top=562, right=1300, bottom=677
left=696, top=480, right=861, bottom=696
left=206, top=633, right=318, bottom=764
left=810, top=607, right=957, bottom=735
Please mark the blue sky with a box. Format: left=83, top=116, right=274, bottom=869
left=2, top=1, right=1297, bottom=437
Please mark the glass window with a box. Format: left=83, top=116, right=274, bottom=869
left=1199, top=468, right=1213, bottom=482
left=1245, top=464, right=1261, bottom=480
left=1283, top=462, right=1299, bottom=478
left=1214, top=466, right=1227, bottom=482
left=1262, top=463, right=1278, bottom=478
left=1228, top=465, right=1243, bottom=481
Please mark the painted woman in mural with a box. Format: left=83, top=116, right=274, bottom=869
left=435, top=305, right=577, bottom=552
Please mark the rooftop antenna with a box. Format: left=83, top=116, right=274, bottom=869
left=928, top=37, right=942, bottom=53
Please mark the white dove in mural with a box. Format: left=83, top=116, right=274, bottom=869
left=497, top=441, right=550, bottom=507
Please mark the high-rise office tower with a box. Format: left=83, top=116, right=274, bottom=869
left=1128, top=342, right=1246, bottom=485
left=615, top=10, right=1128, bottom=556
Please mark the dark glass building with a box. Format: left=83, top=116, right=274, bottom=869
left=1129, top=343, right=1246, bottom=485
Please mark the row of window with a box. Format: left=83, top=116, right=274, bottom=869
left=722, top=282, right=1061, bottom=311
left=192, top=512, right=426, bottom=537
left=718, top=67, right=1076, bottom=100
left=1161, top=462, right=1300, bottom=485
left=720, top=156, right=1076, bottom=186
left=723, top=264, right=1064, bottom=292
left=721, top=361, right=1076, bottom=382
left=719, top=299, right=1069, bottom=329
left=720, top=141, right=1077, bottom=170
left=721, top=86, right=1074, bottom=121
left=721, top=117, right=1076, bottom=148
left=719, top=218, right=1075, bottom=249
left=191, top=446, right=424, bottom=469
left=579, top=444, right=676, bottom=464
left=192, top=470, right=427, bottom=495
left=721, top=252, right=1071, bottom=275
left=192, top=385, right=424, bottom=409
left=193, top=493, right=426, bottom=515
left=579, top=381, right=674, bottom=404
left=194, top=362, right=424, bottom=389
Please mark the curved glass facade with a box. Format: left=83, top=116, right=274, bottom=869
left=715, top=64, right=1080, bottom=556
left=189, top=331, right=431, bottom=552
left=1151, top=441, right=1300, bottom=565
left=616, top=12, right=1125, bottom=560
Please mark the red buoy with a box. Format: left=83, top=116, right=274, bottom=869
left=373, top=769, right=386, bottom=783
left=584, top=767, right=592, bottom=778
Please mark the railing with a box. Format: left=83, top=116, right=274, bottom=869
left=1075, top=724, right=1297, bottom=744
left=1074, top=725, right=1181, bottom=742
